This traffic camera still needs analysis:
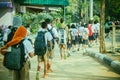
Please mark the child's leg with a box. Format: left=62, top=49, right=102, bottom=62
left=63, top=45, right=67, bottom=59
left=36, top=57, right=42, bottom=80
left=44, top=59, right=47, bottom=78
left=59, top=45, right=63, bottom=59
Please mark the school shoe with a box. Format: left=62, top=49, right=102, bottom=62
left=88, top=44, right=92, bottom=48
left=64, top=54, right=66, bottom=59
left=67, top=53, right=71, bottom=57
left=83, top=49, right=86, bottom=55
left=36, top=72, right=40, bottom=80
left=47, top=68, right=53, bottom=73
left=77, top=48, right=80, bottom=51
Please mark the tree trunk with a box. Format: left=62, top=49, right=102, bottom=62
left=99, top=0, right=106, bottom=53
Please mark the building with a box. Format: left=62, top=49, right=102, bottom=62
left=0, top=0, right=69, bottom=27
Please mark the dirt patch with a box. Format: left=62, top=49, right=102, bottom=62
left=105, top=52, right=120, bottom=62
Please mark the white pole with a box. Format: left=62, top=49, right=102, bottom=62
left=64, top=5, right=66, bottom=23
left=90, top=0, right=93, bottom=20
left=84, top=0, right=87, bottom=22
left=112, top=25, right=116, bottom=53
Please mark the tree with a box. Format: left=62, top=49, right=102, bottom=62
left=100, top=0, right=106, bottom=53
left=105, top=0, right=120, bottom=20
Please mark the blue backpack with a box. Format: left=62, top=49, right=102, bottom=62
left=58, top=28, right=66, bottom=44
left=34, top=31, right=47, bottom=56
left=4, top=39, right=25, bottom=70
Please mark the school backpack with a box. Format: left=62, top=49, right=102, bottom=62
left=7, top=27, right=17, bottom=43
left=70, top=29, right=76, bottom=40
left=88, top=24, right=93, bottom=36
left=4, top=39, right=25, bottom=70
left=34, top=31, right=47, bottom=56
left=58, top=28, right=67, bottom=44
left=47, top=28, right=55, bottom=50
left=82, top=28, right=88, bottom=40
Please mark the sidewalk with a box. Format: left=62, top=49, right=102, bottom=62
left=86, top=43, right=120, bottom=74
left=0, top=44, right=120, bottom=80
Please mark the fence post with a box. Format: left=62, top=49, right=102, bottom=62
left=112, top=25, right=116, bottom=53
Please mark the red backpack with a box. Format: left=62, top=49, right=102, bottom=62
left=88, top=24, right=93, bottom=36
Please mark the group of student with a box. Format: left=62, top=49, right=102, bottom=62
left=65, top=20, right=100, bottom=56
left=0, top=18, right=100, bottom=80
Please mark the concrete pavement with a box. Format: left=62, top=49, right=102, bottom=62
left=0, top=44, right=120, bottom=80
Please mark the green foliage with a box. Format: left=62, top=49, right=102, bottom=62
left=18, top=11, right=63, bottom=34
left=93, top=15, right=100, bottom=22
left=105, top=0, right=120, bottom=20
left=49, top=11, right=62, bottom=19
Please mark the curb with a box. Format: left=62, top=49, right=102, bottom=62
left=86, top=50, right=120, bottom=74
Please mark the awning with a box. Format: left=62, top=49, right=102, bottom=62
left=14, top=0, right=69, bottom=7
left=0, top=2, right=12, bottom=8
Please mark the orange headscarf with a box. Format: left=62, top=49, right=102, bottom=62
left=7, top=26, right=27, bottom=46
left=0, top=26, right=27, bottom=55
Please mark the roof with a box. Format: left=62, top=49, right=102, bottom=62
left=0, top=2, right=13, bottom=8
left=14, top=0, right=69, bottom=7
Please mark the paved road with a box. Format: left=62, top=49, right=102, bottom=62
left=0, top=44, right=120, bottom=80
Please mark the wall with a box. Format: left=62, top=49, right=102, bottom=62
left=0, top=8, right=14, bottom=26
left=0, top=0, right=15, bottom=27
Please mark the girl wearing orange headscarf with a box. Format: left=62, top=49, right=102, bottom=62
left=0, top=26, right=34, bottom=80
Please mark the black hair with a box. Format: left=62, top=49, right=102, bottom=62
left=8, top=25, right=12, bottom=29
left=26, top=24, right=30, bottom=28
left=71, top=24, right=76, bottom=28
left=84, top=23, right=88, bottom=28
left=45, top=18, right=51, bottom=24
left=94, top=20, right=98, bottom=24
left=67, top=24, right=70, bottom=29
left=41, top=21, right=47, bottom=28
left=81, top=22, right=85, bottom=27
left=89, top=20, right=93, bottom=24
left=60, top=18, right=64, bottom=23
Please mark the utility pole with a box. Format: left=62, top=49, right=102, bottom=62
left=90, top=0, right=93, bottom=20
left=112, top=25, right=116, bottom=53
left=100, top=0, right=106, bottom=53
left=84, top=0, right=87, bottom=22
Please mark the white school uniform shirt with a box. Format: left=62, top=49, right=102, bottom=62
left=96, top=23, right=100, bottom=33
left=92, top=24, right=96, bottom=33
left=78, top=26, right=84, bottom=36
left=82, top=27, right=89, bottom=39
left=71, top=28, right=78, bottom=36
left=38, top=28, right=53, bottom=45
left=23, top=38, right=34, bottom=59
left=48, top=24, right=58, bottom=38
left=3, top=28, right=11, bottom=41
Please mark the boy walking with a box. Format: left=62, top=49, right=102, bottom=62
left=35, top=22, right=53, bottom=79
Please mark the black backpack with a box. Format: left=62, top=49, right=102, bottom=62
left=7, top=27, right=17, bottom=43
left=34, top=31, right=47, bottom=56
left=4, top=39, right=25, bottom=70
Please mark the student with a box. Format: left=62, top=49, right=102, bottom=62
left=58, top=18, right=67, bottom=60
left=3, top=25, right=12, bottom=45
left=35, top=21, right=53, bottom=79
left=26, top=24, right=33, bottom=44
left=0, top=26, right=34, bottom=80
left=45, top=18, right=58, bottom=73
left=66, top=24, right=72, bottom=57
left=77, top=22, right=84, bottom=50
left=94, top=20, right=100, bottom=45
left=88, top=20, right=94, bottom=47
left=70, top=24, right=78, bottom=52
left=82, top=24, right=89, bottom=54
